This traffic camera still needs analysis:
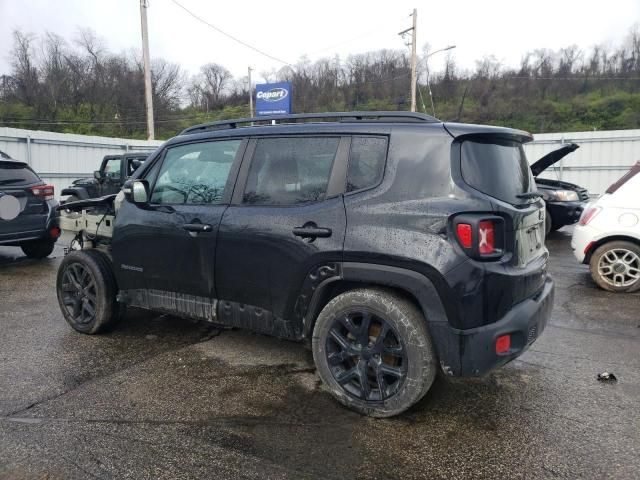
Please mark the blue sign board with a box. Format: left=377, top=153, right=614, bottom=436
left=255, top=82, right=291, bottom=116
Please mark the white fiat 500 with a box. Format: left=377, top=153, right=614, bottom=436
left=572, top=162, right=640, bottom=293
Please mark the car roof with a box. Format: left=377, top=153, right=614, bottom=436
left=179, top=111, right=439, bottom=136
left=103, top=152, right=149, bottom=160
left=170, top=112, right=531, bottom=147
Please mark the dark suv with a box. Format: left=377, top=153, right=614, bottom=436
left=61, top=153, right=148, bottom=202
left=1, top=150, right=60, bottom=258
left=531, top=143, right=589, bottom=235
left=55, top=112, right=554, bottom=417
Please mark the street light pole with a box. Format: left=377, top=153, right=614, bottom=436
left=140, top=0, right=155, bottom=140
left=424, top=45, right=456, bottom=117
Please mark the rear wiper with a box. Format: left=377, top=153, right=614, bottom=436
left=516, top=192, right=544, bottom=199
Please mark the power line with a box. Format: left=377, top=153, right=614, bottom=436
left=306, top=15, right=410, bottom=57
left=170, top=0, right=294, bottom=67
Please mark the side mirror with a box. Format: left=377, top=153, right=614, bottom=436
left=94, top=170, right=102, bottom=180
left=131, top=159, right=142, bottom=170
left=125, top=180, right=150, bottom=205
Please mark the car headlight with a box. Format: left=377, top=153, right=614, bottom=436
left=548, top=190, right=579, bottom=202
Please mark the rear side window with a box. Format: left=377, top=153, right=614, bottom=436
left=0, top=162, right=41, bottom=186
left=243, top=137, right=339, bottom=205
left=347, top=136, right=387, bottom=192
left=461, top=139, right=534, bottom=204
left=151, top=139, right=241, bottom=205
left=126, top=157, right=146, bottom=177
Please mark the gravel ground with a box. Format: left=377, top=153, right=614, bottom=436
left=0, top=229, right=638, bottom=479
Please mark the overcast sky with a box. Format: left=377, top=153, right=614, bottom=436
left=1, top=0, right=639, bottom=81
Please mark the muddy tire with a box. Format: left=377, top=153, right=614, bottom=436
left=56, top=250, right=122, bottom=334
left=312, top=288, right=436, bottom=418
left=20, top=239, right=55, bottom=259
left=589, top=241, right=640, bottom=293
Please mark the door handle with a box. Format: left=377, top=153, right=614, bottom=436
left=292, top=226, right=332, bottom=238
left=183, top=223, right=213, bottom=233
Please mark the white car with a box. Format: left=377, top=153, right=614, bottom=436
left=572, top=162, right=640, bottom=292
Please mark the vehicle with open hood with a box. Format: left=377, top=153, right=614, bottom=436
left=531, top=143, right=589, bottom=235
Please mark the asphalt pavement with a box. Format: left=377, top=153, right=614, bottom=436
left=0, top=230, right=638, bottom=479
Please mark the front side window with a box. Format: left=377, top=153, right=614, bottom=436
left=103, top=158, right=122, bottom=179
left=243, top=137, right=339, bottom=205
left=150, top=139, right=241, bottom=205
left=346, top=136, right=387, bottom=192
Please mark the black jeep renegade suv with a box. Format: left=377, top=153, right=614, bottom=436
left=56, top=112, right=554, bottom=417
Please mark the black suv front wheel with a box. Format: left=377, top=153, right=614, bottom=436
left=56, top=250, right=122, bottom=334
left=312, top=288, right=436, bottom=417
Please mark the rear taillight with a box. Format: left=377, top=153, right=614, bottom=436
left=578, top=206, right=601, bottom=226
left=456, top=224, right=473, bottom=248
left=30, top=184, right=55, bottom=201
left=496, top=334, right=511, bottom=354
left=478, top=220, right=495, bottom=255
left=453, top=215, right=504, bottom=260
left=49, top=226, right=61, bottom=238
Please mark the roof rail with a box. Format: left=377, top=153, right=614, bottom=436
left=179, top=111, right=439, bottom=135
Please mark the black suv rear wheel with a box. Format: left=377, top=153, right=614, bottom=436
left=20, top=239, right=55, bottom=259
left=312, top=288, right=436, bottom=417
left=56, top=250, right=122, bottom=334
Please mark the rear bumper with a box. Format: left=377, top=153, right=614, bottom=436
left=0, top=201, right=59, bottom=246
left=571, top=223, right=601, bottom=263
left=431, top=276, right=554, bottom=376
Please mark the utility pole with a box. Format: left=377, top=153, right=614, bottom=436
left=410, top=9, right=417, bottom=112
left=248, top=66, right=254, bottom=117
left=399, top=9, right=418, bottom=112
left=140, top=0, right=155, bottom=140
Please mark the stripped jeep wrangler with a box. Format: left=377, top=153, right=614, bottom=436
left=56, top=112, right=554, bottom=417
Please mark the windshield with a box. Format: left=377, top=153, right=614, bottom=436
left=461, top=139, right=535, bottom=205
left=0, top=162, right=41, bottom=186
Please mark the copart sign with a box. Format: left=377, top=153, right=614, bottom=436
left=255, top=82, right=292, bottom=116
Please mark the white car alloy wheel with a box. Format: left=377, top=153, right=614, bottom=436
left=597, top=248, right=640, bottom=287
left=591, top=241, right=640, bottom=292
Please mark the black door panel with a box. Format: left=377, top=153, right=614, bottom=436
left=216, top=197, right=346, bottom=316
left=112, top=138, right=246, bottom=302
left=216, top=136, right=349, bottom=322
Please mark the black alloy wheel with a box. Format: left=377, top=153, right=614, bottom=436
left=326, top=309, right=407, bottom=402
left=56, top=250, right=121, bottom=334
left=60, top=262, right=98, bottom=325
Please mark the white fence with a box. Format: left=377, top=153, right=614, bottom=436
left=524, top=129, right=640, bottom=196
left=0, top=127, right=163, bottom=199
left=1, top=126, right=639, bottom=199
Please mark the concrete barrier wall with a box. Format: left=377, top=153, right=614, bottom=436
left=0, top=127, right=164, bottom=199
left=2, top=126, right=639, bottom=199
left=524, top=129, right=640, bottom=196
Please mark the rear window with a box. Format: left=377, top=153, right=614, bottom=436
left=0, top=162, right=41, bottom=186
left=461, top=139, right=534, bottom=204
